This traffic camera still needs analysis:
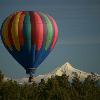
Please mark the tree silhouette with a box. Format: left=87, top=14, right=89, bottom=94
left=0, top=70, right=100, bottom=100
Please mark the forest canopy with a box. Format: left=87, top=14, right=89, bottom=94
left=0, top=70, right=100, bottom=100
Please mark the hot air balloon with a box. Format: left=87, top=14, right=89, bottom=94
left=0, top=11, right=58, bottom=82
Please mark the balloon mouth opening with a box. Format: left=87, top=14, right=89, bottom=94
left=26, top=68, right=36, bottom=76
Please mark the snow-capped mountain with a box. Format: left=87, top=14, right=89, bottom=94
left=16, top=62, right=96, bottom=83
left=52, top=62, right=91, bottom=80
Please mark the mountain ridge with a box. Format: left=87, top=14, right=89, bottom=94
left=14, top=62, right=100, bottom=84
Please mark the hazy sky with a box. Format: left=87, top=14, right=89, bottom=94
left=0, top=0, right=100, bottom=78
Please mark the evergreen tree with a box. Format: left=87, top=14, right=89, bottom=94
left=0, top=80, right=20, bottom=100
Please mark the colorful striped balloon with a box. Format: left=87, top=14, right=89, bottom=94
left=1, top=11, right=58, bottom=75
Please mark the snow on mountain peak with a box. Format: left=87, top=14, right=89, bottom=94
left=52, top=62, right=73, bottom=76
left=51, top=62, right=91, bottom=80
left=61, top=62, right=73, bottom=70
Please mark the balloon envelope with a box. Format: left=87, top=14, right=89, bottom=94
left=1, top=11, right=58, bottom=75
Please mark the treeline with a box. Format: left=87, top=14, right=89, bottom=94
left=0, top=70, right=100, bottom=100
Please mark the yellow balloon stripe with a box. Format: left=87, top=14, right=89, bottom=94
left=11, top=12, right=21, bottom=51
left=2, top=16, right=12, bottom=49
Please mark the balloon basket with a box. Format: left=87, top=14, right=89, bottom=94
left=26, top=68, right=36, bottom=82
left=29, top=76, right=34, bottom=82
